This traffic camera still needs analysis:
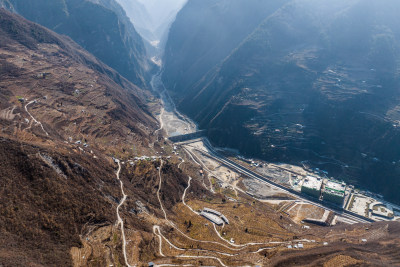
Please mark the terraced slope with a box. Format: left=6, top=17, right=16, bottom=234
left=0, top=9, right=188, bottom=266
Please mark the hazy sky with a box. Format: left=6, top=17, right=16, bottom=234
left=137, top=0, right=187, bottom=21
left=117, top=0, right=187, bottom=42
left=138, top=0, right=186, bottom=30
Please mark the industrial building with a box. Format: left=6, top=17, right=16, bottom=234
left=200, top=211, right=224, bottom=225
left=301, top=176, right=322, bottom=198
left=201, top=208, right=229, bottom=225
left=203, top=208, right=222, bottom=216
left=221, top=215, right=229, bottom=224
left=323, top=180, right=346, bottom=205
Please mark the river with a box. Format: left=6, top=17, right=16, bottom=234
left=150, top=73, right=197, bottom=137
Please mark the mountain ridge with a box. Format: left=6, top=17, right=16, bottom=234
left=1, top=6, right=400, bottom=266
left=1, top=0, right=153, bottom=88
left=0, top=8, right=196, bottom=265
left=163, top=0, right=400, bottom=204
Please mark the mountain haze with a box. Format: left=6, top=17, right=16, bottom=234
left=2, top=0, right=152, bottom=87
left=163, top=0, right=400, bottom=204
left=116, top=0, right=186, bottom=46
left=163, top=0, right=290, bottom=95
left=2, top=2, right=400, bottom=266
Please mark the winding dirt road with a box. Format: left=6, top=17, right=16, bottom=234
left=181, top=176, right=197, bottom=214
left=114, top=160, right=133, bottom=267
left=182, top=148, right=215, bottom=193
left=24, top=99, right=49, bottom=136
left=152, top=159, right=315, bottom=267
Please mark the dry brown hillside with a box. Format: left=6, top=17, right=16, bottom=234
left=0, top=8, right=157, bottom=154
left=1, top=8, right=400, bottom=267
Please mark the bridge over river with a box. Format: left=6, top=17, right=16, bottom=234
left=168, top=130, right=207, bottom=143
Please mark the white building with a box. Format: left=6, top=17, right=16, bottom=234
left=301, top=176, right=322, bottom=198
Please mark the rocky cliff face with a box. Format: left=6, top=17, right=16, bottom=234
left=3, top=0, right=152, bottom=87
left=162, top=0, right=400, bottom=204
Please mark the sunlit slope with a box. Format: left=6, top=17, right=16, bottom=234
left=4, top=0, right=151, bottom=87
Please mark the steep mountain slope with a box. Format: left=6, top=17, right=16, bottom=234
left=116, top=0, right=154, bottom=42
left=3, top=0, right=151, bottom=87
left=162, top=0, right=290, bottom=96
left=0, top=0, right=13, bottom=10
left=0, top=137, right=118, bottom=266
left=0, top=8, right=194, bottom=266
left=1, top=5, right=400, bottom=267
left=116, top=0, right=186, bottom=61
left=162, top=0, right=400, bottom=204
left=117, top=0, right=186, bottom=43
left=0, top=8, right=157, bottom=152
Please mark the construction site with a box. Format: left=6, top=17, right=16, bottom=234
left=175, top=136, right=400, bottom=225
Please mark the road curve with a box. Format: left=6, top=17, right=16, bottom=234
left=24, top=100, right=49, bottom=136
left=181, top=176, right=197, bottom=214
left=157, top=159, right=168, bottom=220
left=153, top=225, right=234, bottom=267
left=182, top=147, right=215, bottom=193
left=115, top=160, right=133, bottom=267
left=155, top=160, right=252, bottom=251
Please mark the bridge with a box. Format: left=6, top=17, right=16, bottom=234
left=168, top=130, right=207, bottom=143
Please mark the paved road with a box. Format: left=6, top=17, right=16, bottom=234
left=183, top=138, right=372, bottom=224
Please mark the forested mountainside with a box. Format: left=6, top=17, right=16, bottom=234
left=1, top=0, right=152, bottom=87
left=163, top=0, right=400, bottom=204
